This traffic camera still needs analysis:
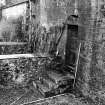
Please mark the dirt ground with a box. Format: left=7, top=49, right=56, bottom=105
left=0, top=87, right=94, bottom=105
left=0, top=87, right=43, bottom=105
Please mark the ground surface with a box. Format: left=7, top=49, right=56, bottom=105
left=0, top=87, right=91, bottom=105
left=0, top=87, right=43, bottom=105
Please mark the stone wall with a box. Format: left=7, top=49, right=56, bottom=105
left=40, top=0, right=75, bottom=29
left=75, top=0, right=92, bottom=96
left=90, top=0, right=105, bottom=95
left=76, top=0, right=105, bottom=99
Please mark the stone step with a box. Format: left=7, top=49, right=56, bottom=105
left=42, top=78, right=57, bottom=89
left=47, top=71, right=74, bottom=85
left=36, top=82, right=51, bottom=97
left=36, top=70, right=75, bottom=97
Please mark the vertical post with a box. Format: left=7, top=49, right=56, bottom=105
left=73, top=42, right=81, bottom=88
left=29, top=0, right=32, bottom=42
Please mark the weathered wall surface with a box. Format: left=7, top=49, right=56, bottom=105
left=89, top=0, right=105, bottom=96
left=40, top=0, right=75, bottom=28
left=76, top=0, right=105, bottom=100
left=75, top=0, right=93, bottom=96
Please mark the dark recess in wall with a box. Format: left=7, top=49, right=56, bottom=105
left=65, top=25, right=78, bottom=66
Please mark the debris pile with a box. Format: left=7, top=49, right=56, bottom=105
left=0, top=54, right=74, bottom=98
left=0, top=57, right=49, bottom=89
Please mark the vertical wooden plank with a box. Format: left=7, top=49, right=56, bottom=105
left=73, top=42, right=81, bottom=88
